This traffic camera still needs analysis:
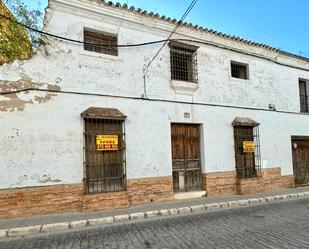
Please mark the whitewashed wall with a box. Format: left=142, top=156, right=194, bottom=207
left=0, top=0, right=309, bottom=189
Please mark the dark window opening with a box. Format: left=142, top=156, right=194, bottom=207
left=233, top=123, right=261, bottom=179
left=83, top=118, right=126, bottom=194
left=299, top=79, right=309, bottom=113
left=84, top=29, right=118, bottom=56
left=169, top=42, right=198, bottom=83
left=231, top=61, right=248, bottom=80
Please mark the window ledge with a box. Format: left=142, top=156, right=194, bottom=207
left=170, top=80, right=199, bottom=95
left=79, top=50, right=122, bottom=61
left=229, top=76, right=250, bottom=83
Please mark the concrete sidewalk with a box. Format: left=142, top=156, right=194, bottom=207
left=1, top=186, right=309, bottom=239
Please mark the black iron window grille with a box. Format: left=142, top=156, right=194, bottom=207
left=231, top=61, right=249, bottom=80
left=233, top=121, right=261, bottom=179
left=169, top=41, right=198, bottom=83
left=84, top=28, right=118, bottom=56
left=299, top=79, right=309, bottom=113
left=83, top=118, right=126, bottom=194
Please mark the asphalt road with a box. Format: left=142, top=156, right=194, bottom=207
left=1, top=198, right=309, bottom=249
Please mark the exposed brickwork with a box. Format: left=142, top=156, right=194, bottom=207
left=236, top=177, right=263, bottom=195
left=0, top=171, right=294, bottom=219
left=82, top=191, right=129, bottom=212
left=204, top=171, right=237, bottom=197
left=127, top=176, right=174, bottom=205
left=0, top=184, right=83, bottom=219
left=204, top=167, right=294, bottom=196
left=0, top=176, right=173, bottom=219
left=262, top=168, right=295, bottom=190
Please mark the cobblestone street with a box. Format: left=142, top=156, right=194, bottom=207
left=1, top=198, right=309, bottom=249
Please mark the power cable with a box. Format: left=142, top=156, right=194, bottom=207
left=1, top=11, right=308, bottom=72
left=0, top=86, right=301, bottom=115
left=142, top=0, right=197, bottom=98
left=117, top=0, right=129, bottom=35
left=0, top=12, right=197, bottom=49
left=1, top=11, right=308, bottom=69
left=0, top=13, right=167, bottom=48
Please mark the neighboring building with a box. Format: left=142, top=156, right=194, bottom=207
left=0, top=1, right=32, bottom=64
left=0, top=0, right=309, bottom=218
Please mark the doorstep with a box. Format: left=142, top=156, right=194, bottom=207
left=174, top=191, right=207, bottom=200
left=0, top=186, right=309, bottom=239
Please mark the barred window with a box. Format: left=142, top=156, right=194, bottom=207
left=231, top=61, right=249, bottom=80
left=82, top=108, right=126, bottom=194
left=169, top=42, right=198, bottom=83
left=84, top=29, right=118, bottom=56
left=232, top=118, right=261, bottom=179
left=299, top=79, right=309, bottom=113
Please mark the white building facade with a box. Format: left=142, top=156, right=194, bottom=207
left=1, top=0, right=309, bottom=218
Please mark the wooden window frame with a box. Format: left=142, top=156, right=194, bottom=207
left=299, top=79, right=309, bottom=113
left=169, top=41, right=198, bottom=83
left=82, top=107, right=127, bottom=195
left=83, top=28, right=118, bottom=56
left=231, top=61, right=249, bottom=80
left=233, top=120, right=261, bottom=179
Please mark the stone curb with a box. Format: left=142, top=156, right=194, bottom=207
left=2, top=191, right=309, bottom=239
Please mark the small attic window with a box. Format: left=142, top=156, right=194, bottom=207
left=231, top=61, right=249, bottom=80
left=83, top=28, right=118, bottom=56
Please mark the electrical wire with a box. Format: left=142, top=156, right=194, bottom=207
left=142, top=0, right=198, bottom=98
left=0, top=86, right=302, bottom=115
left=1, top=5, right=309, bottom=118
left=117, top=0, right=129, bottom=35
left=1, top=11, right=309, bottom=74
left=144, top=0, right=197, bottom=74
left=0, top=13, right=167, bottom=48
left=0, top=12, right=199, bottom=50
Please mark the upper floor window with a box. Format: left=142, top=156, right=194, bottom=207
left=169, top=41, right=198, bottom=83
left=299, top=79, right=309, bottom=113
left=231, top=61, right=249, bottom=80
left=84, top=28, right=118, bottom=56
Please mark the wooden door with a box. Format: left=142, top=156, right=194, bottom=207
left=171, top=124, right=202, bottom=192
left=292, top=137, right=309, bottom=186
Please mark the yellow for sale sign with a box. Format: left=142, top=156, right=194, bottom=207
left=96, top=135, right=118, bottom=151
left=243, top=141, right=255, bottom=153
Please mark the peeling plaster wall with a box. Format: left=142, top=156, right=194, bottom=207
left=0, top=0, right=309, bottom=189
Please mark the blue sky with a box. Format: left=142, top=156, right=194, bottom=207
left=25, top=0, right=309, bottom=57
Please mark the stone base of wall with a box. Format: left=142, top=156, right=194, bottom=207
left=127, top=176, right=173, bottom=205
left=262, top=168, right=294, bottom=192
left=0, top=184, right=83, bottom=219
left=203, top=171, right=237, bottom=197
left=204, top=167, right=294, bottom=197
left=0, top=169, right=293, bottom=219
left=82, top=191, right=130, bottom=212
left=0, top=176, right=173, bottom=219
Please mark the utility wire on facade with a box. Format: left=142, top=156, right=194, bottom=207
left=1, top=12, right=309, bottom=75
left=117, top=0, right=129, bottom=35
left=0, top=13, right=168, bottom=48
left=142, top=0, right=198, bottom=98
left=0, top=86, right=303, bottom=115
left=0, top=12, right=196, bottom=50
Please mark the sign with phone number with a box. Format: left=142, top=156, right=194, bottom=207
left=243, top=141, right=255, bottom=153
left=96, top=135, right=118, bottom=151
